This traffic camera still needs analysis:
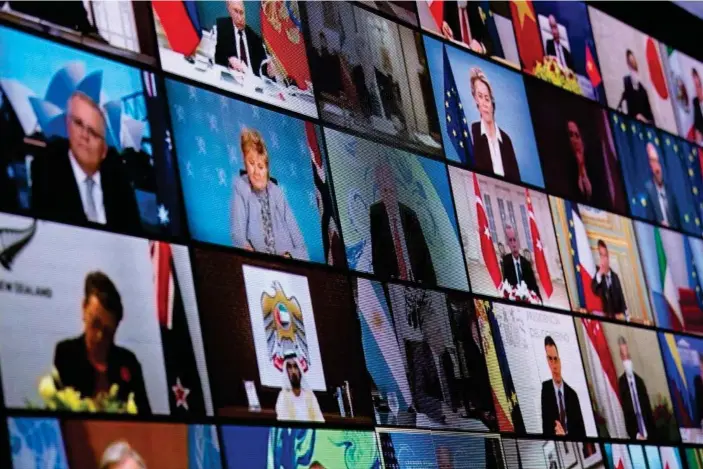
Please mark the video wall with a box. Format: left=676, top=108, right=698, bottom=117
left=2, top=1, right=703, bottom=467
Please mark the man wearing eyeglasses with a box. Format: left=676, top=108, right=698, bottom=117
left=30, top=91, right=141, bottom=232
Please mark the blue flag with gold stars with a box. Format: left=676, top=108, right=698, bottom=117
left=443, top=45, right=473, bottom=165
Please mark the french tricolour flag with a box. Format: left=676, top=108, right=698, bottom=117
left=565, top=201, right=603, bottom=312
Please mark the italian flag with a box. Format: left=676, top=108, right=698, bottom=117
left=655, top=227, right=683, bottom=329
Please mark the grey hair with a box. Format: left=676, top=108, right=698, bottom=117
left=100, top=441, right=146, bottom=469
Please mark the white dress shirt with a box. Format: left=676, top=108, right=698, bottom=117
left=233, top=24, right=253, bottom=73
left=553, top=41, right=567, bottom=69
left=626, top=372, right=648, bottom=438
left=68, top=150, right=106, bottom=225
left=481, top=119, right=504, bottom=177
left=656, top=185, right=670, bottom=226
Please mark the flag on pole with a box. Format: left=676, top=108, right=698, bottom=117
left=655, top=227, right=684, bottom=329
left=474, top=173, right=502, bottom=289
left=510, top=0, right=543, bottom=72
left=526, top=189, right=552, bottom=297
left=153, top=1, right=202, bottom=57
left=566, top=201, right=604, bottom=312
left=585, top=43, right=602, bottom=88
left=443, top=45, right=473, bottom=165
left=426, top=0, right=445, bottom=30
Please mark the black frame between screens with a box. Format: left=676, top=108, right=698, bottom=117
left=2, top=0, right=703, bottom=468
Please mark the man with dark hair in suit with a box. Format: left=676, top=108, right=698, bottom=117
left=439, top=1, right=492, bottom=55
left=617, top=336, right=654, bottom=440
left=691, top=68, right=703, bottom=144
left=590, top=239, right=628, bottom=320
left=370, top=161, right=436, bottom=285
left=30, top=91, right=141, bottom=233
left=501, top=225, right=542, bottom=300
left=545, top=15, right=574, bottom=71
left=620, top=49, right=654, bottom=124
left=643, top=142, right=681, bottom=230
left=541, top=336, right=586, bottom=437
left=215, top=0, right=274, bottom=80
left=53, top=271, right=151, bottom=415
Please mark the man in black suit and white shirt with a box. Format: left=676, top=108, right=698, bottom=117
left=541, top=336, right=586, bottom=437
left=590, top=239, right=628, bottom=320
left=643, top=142, right=681, bottom=230
left=215, top=0, right=274, bottom=79
left=30, top=91, right=141, bottom=232
left=545, top=15, right=574, bottom=71
left=617, top=336, right=655, bottom=440
left=501, top=224, right=542, bottom=301
left=620, top=50, right=654, bottom=124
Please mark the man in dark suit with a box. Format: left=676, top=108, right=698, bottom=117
left=692, top=68, right=703, bottom=143
left=53, top=271, right=151, bottom=415
left=643, top=142, right=681, bottom=230
left=590, top=240, right=628, bottom=319
left=215, top=0, right=273, bottom=79
left=620, top=50, right=654, bottom=124
left=501, top=225, right=542, bottom=300
left=617, top=336, right=655, bottom=440
left=370, top=162, right=436, bottom=285
left=541, top=336, right=586, bottom=437
left=30, top=91, right=141, bottom=233
left=440, top=1, right=493, bottom=55
left=545, top=15, right=574, bottom=71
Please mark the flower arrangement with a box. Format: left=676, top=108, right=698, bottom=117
left=533, top=56, right=582, bottom=95
left=498, top=279, right=541, bottom=304
left=652, top=394, right=678, bottom=441
left=31, top=368, right=137, bottom=414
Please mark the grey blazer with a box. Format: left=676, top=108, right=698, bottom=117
left=231, top=175, right=309, bottom=260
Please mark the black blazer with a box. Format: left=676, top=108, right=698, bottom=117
left=54, top=335, right=151, bottom=415
left=370, top=201, right=436, bottom=285
left=693, top=97, right=703, bottom=138
left=545, top=39, right=574, bottom=71
left=442, top=1, right=493, bottom=55
left=471, top=122, right=520, bottom=182
left=214, top=19, right=268, bottom=76
left=501, top=253, right=542, bottom=300
left=622, top=76, right=654, bottom=123
left=618, top=372, right=655, bottom=440
left=590, top=270, right=627, bottom=318
left=541, top=380, right=586, bottom=438
left=644, top=180, right=681, bottom=230
left=30, top=139, right=141, bottom=233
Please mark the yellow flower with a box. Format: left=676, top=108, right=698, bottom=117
left=126, top=392, right=138, bottom=415
left=109, top=384, right=119, bottom=398
left=85, top=398, right=97, bottom=412
left=38, top=374, right=57, bottom=402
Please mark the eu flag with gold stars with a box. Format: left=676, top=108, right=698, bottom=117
left=443, top=45, right=473, bottom=165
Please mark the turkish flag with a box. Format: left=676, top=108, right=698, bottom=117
left=585, top=44, right=602, bottom=87
left=526, top=189, right=553, bottom=297
left=261, top=0, right=311, bottom=90
left=510, top=0, right=544, bottom=73
left=474, top=173, right=502, bottom=289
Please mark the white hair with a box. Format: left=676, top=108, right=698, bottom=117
left=100, top=441, right=146, bottom=469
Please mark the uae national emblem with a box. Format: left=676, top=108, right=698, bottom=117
left=261, top=281, right=309, bottom=373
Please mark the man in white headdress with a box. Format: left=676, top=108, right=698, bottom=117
left=275, top=353, right=324, bottom=422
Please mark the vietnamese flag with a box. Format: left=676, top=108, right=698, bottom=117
left=585, top=44, right=602, bottom=88
left=510, top=0, right=543, bottom=73
left=526, top=189, right=553, bottom=297
left=474, top=173, right=502, bottom=289
left=261, top=0, right=311, bottom=90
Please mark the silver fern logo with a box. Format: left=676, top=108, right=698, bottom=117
left=0, top=219, right=37, bottom=271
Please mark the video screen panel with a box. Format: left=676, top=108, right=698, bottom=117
left=604, top=444, right=683, bottom=469
left=0, top=1, right=158, bottom=65
left=360, top=1, right=419, bottom=26
left=550, top=198, right=653, bottom=324
left=417, top=1, right=520, bottom=68
left=326, top=128, right=468, bottom=291
left=612, top=112, right=703, bottom=236
left=165, top=79, right=345, bottom=267
left=0, top=213, right=213, bottom=417
left=661, top=47, right=703, bottom=145
left=525, top=78, right=628, bottom=214
left=575, top=318, right=678, bottom=442
left=354, top=277, right=496, bottom=431
left=221, top=425, right=380, bottom=469
left=511, top=1, right=605, bottom=104
left=449, top=169, right=569, bottom=309
left=424, top=36, right=544, bottom=188
left=634, top=221, right=703, bottom=332
left=7, top=417, right=221, bottom=469
left=0, top=25, right=185, bottom=237
left=151, top=0, right=316, bottom=117
left=503, top=438, right=605, bottom=469
left=688, top=447, right=703, bottom=469
left=588, top=7, right=679, bottom=134
left=191, top=248, right=372, bottom=425
left=480, top=301, right=597, bottom=438
left=304, top=2, right=443, bottom=157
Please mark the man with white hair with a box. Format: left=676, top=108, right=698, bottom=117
left=275, top=353, right=324, bottom=422
left=100, top=441, right=146, bottom=469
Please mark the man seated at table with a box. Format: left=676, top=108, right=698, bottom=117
left=275, top=353, right=324, bottom=423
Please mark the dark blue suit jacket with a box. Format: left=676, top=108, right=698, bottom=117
left=643, top=180, right=680, bottom=230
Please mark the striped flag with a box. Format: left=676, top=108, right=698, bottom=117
left=526, top=189, right=552, bottom=297
left=566, top=201, right=603, bottom=312
left=660, top=446, right=683, bottom=469
left=655, top=227, right=684, bottom=329
left=426, top=0, right=445, bottom=30
left=474, top=173, right=502, bottom=289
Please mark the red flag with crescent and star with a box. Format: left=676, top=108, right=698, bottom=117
left=526, top=189, right=553, bottom=297
left=474, top=173, right=502, bottom=289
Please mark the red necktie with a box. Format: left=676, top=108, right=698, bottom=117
left=392, top=216, right=408, bottom=279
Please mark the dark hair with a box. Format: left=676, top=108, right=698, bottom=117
left=617, top=335, right=627, bottom=346
left=84, top=271, right=123, bottom=322
left=597, top=239, right=608, bottom=251
left=625, top=49, right=635, bottom=61
left=693, top=68, right=701, bottom=79
left=544, top=335, right=558, bottom=352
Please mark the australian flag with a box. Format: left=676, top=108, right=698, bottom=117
left=443, top=45, right=473, bottom=165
